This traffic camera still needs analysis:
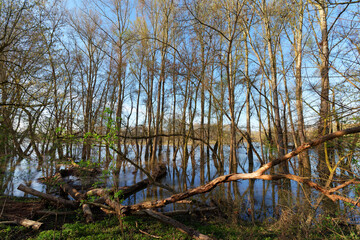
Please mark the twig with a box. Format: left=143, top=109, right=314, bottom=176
left=36, top=210, right=75, bottom=215
left=135, top=221, right=161, bottom=239
left=85, top=201, right=113, bottom=210
left=144, top=209, right=215, bottom=240
left=0, top=198, right=7, bottom=218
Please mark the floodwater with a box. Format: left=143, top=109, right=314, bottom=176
left=0, top=143, right=358, bottom=222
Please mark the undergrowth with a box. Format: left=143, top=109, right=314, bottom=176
left=1, top=196, right=360, bottom=240
left=1, top=212, right=359, bottom=240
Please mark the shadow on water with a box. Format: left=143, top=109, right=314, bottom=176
left=1, top=143, right=358, bottom=222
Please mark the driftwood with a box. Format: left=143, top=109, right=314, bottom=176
left=86, top=163, right=167, bottom=203
left=59, top=162, right=101, bottom=178
left=16, top=218, right=43, bottom=230
left=54, top=173, right=94, bottom=223
left=17, top=184, right=77, bottom=208
left=117, top=126, right=360, bottom=215
left=1, top=214, right=43, bottom=230
left=18, top=164, right=168, bottom=220
left=86, top=188, right=122, bottom=213
left=144, top=209, right=215, bottom=240
left=39, top=171, right=96, bottom=222
left=36, top=210, right=75, bottom=215
left=81, top=204, right=93, bottom=223
left=84, top=164, right=217, bottom=239
left=119, top=163, right=167, bottom=200
left=16, top=126, right=360, bottom=239
left=134, top=207, right=218, bottom=217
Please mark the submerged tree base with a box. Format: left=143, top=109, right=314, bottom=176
left=4, top=126, right=360, bottom=239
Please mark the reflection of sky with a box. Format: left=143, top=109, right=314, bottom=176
left=10, top=158, right=45, bottom=196
left=3, top=144, right=359, bottom=221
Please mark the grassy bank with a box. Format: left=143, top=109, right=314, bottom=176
left=1, top=197, right=359, bottom=240
left=1, top=214, right=276, bottom=240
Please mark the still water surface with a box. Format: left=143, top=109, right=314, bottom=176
left=1, top=144, right=355, bottom=222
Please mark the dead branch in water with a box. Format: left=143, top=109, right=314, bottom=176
left=119, top=126, right=360, bottom=214
left=16, top=126, right=360, bottom=240
left=17, top=184, right=77, bottom=208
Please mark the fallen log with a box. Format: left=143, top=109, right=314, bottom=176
left=86, top=188, right=123, bottom=213
left=81, top=204, right=93, bottom=223
left=119, top=126, right=360, bottom=214
left=36, top=210, right=75, bottom=215
left=119, top=163, right=167, bottom=200
left=87, top=163, right=167, bottom=202
left=85, top=164, right=167, bottom=219
left=1, top=214, right=43, bottom=230
left=17, top=218, right=43, bottom=230
left=59, top=162, right=101, bottom=178
left=15, top=126, right=359, bottom=235
left=56, top=174, right=85, bottom=200
left=85, top=201, right=113, bottom=210
left=55, top=174, right=93, bottom=223
left=39, top=172, right=94, bottom=222
left=134, top=207, right=218, bottom=217
left=144, top=209, right=215, bottom=240
left=17, top=184, right=77, bottom=208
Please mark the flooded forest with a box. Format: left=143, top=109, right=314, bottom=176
left=1, top=0, right=360, bottom=238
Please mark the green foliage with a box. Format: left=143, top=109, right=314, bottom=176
left=2, top=207, right=360, bottom=240
left=28, top=216, right=188, bottom=240
left=55, top=127, right=63, bottom=134
left=53, top=108, right=119, bottom=146
left=114, top=189, right=123, bottom=200
left=102, top=107, right=119, bottom=148
left=0, top=224, right=32, bottom=239
left=0, top=225, right=23, bottom=237
left=32, top=219, right=123, bottom=240
left=310, top=214, right=359, bottom=240
left=77, top=159, right=99, bottom=169
left=91, top=179, right=103, bottom=189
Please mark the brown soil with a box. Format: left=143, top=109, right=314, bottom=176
left=0, top=197, right=44, bottom=220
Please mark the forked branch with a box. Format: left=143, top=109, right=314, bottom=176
left=121, top=126, right=360, bottom=214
